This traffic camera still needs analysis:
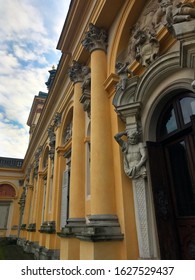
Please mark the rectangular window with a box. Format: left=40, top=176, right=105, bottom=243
left=0, top=202, right=10, bottom=229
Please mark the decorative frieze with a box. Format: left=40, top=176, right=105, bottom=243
left=82, top=23, right=108, bottom=53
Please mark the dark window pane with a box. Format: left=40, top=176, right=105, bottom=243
left=180, top=97, right=195, bottom=124
left=168, top=141, right=195, bottom=216
left=159, top=105, right=178, bottom=137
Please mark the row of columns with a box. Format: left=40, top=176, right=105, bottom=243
left=59, top=23, right=123, bottom=259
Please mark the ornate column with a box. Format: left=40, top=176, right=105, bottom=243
left=65, top=60, right=86, bottom=232
left=81, top=23, right=123, bottom=243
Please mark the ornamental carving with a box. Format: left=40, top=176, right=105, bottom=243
left=126, top=0, right=161, bottom=66
left=114, top=129, right=147, bottom=180
left=133, top=29, right=159, bottom=67
left=48, top=125, right=55, bottom=147
left=64, top=122, right=72, bottom=144
left=68, top=60, right=83, bottom=84
left=34, top=146, right=42, bottom=177
left=48, top=125, right=56, bottom=160
left=53, top=112, right=61, bottom=128
left=155, top=1, right=195, bottom=31
left=18, top=187, right=26, bottom=214
left=115, top=62, right=133, bottom=92
left=80, top=66, right=91, bottom=118
left=82, top=23, right=108, bottom=53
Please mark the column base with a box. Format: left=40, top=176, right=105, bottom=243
left=77, top=214, right=124, bottom=242
left=57, top=218, right=86, bottom=238
left=58, top=215, right=124, bottom=242
left=39, top=247, right=60, bottom=260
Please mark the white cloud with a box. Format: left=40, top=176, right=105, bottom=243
left=0, top=0, right=71, bottom=158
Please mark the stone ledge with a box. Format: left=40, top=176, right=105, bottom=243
left=58, top=215, right=124, bottom=242
left=39, top=221, right=56, bottom=234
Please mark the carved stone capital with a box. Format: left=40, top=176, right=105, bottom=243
left=68, top=60, right=83, bottom=84
left=82, top=23, right=108, bottom=53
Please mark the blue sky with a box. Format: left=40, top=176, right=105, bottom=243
left=0, top=0, right=71, bottom=158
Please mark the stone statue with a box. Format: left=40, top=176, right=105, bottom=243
left=155, top=0, right=173, bottom=27
left=114, top=129, right=147, bottom=179
left=156, top=1, right=195, bottom=28
left=68, top=60, right=83, bottom=83
left=48, top=125, right=55, bottom=147
left=64, top=122, right=72, bottom=143
left=172, top=2, right=195, bottom=23
left=133, top=29, right=159, bottom=67
left=115, top=61, right=133, bottom=92
left=81, top=66, right=91, bottom=94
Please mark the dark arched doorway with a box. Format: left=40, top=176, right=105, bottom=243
left=147, top=91, right=195, bottom=259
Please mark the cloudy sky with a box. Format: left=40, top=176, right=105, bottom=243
left=0, top=0, right=71, bottom=159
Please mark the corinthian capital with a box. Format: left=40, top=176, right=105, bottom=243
left=82, top=23, right=108, bottom=53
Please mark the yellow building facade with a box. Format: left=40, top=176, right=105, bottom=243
left=1, top=0, right=195, bottom=260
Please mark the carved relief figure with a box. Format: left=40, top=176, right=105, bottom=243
left=114, top=129, right=147, bottom=179
left=48, top=125, right=55, bottom=148
left=155, top=0, right=173, bottom=27
left=64, top=122, right=72, bottom=143
left=133, top=29, right=160, bottom=67
left=156, top=1, right=195, bottom=28
left=81, top=66, right=91, bottom=94
left=115, top=61, right=133, bottom=92
left=80, top=66, right=91, bottom=117
left=68, top=60, right=83, bottom=83
left=172, top=2, right=195, bottom=23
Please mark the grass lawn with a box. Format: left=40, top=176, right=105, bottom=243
left=0, top=238, right=34, bottom=260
